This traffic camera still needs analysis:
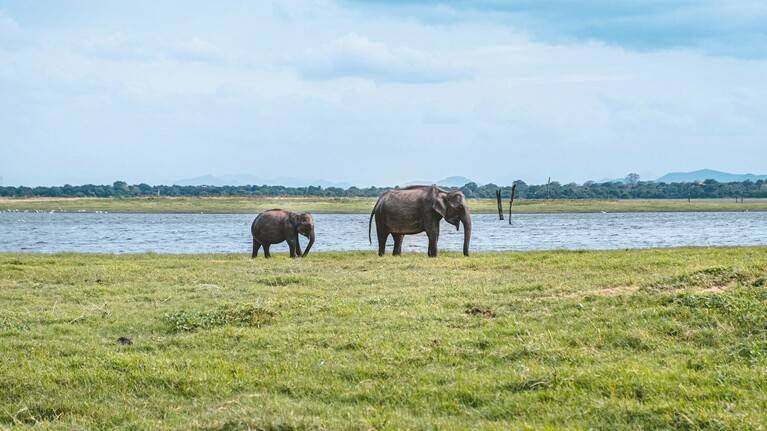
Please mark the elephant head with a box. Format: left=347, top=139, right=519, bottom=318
left=432, top=189, right=472, bottom=256
left=290, top=212, right=315, bottom=256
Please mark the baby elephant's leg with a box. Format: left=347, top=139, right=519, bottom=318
left=252, top=238, right=261, bottom=258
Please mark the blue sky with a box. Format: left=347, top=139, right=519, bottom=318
left=1, top=0, right=765, bottom=186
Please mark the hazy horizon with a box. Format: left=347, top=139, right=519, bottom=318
left=4, top=169, right=767, bottom=188
left=2, top=1, right=766, bottom=187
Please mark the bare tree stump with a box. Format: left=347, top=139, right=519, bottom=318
left=546, top=177, right=551, bottom=200
left=508, top=184, right=517, bottom=224
left=496, top=189, right=504, bottom=220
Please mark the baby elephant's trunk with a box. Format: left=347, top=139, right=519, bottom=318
left=302, top=229, right=315, bottom=257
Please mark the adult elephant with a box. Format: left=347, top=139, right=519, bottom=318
left=251, top=209, right=315, bottom=258
left=368, top=185, right=472, bottom=257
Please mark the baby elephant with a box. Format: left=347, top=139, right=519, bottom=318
left=251, top=209, right=315, bottom=258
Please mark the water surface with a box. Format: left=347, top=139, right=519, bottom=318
left=1, top=212, right=765, bottom=254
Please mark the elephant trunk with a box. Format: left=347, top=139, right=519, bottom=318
left=303, top=229, right=315, bottom=257
left=461, top=209, right=472, bottom=256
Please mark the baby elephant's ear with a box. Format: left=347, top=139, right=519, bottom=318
left=288, top=212, right=301, bottom=227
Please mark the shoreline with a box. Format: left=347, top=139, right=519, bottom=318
left=2, top=196, right=767, bottom=214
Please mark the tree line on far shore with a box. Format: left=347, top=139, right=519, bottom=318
left=2, top=179, right=767, bottom=199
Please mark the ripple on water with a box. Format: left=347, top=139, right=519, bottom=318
left=0, top=212, right=766, bottom=253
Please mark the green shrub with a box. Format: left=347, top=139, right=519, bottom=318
left=164, top=305, right=275, bottom=332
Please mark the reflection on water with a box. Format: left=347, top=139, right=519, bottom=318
left=1, top=212, right=766, bottom=254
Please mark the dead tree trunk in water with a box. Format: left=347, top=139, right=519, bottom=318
left=508, top=184, right=517, bottom=224
left=546, top=177, right=551, bottom=200
left=495, top=189, right=504, bottom=220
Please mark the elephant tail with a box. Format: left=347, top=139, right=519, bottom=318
left=368, top=208, right=375, bottom=244
left=369, top=197, right=382, bottom=245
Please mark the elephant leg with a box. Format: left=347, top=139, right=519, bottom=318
left=263, top=244, right=272, bottom=258
left=251, top=238, right=261, bottom=258
left=426, top=230, right=439, bottom=257
left=392, top=234, right=404, bottom=256
left=378, top=234, right=389, bottom=256
left=287, top=239, right=298, bottom=258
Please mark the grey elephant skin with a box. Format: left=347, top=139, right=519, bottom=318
left=251, top=209, right=315, bottom=258
left=368, top=185, right=472, bottom=257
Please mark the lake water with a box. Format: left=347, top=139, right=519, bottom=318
left=1, top=212, right=765, bottom=254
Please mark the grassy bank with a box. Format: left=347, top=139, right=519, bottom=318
left=1, top=196, right=766, bottom=214
left=1, top=249, right=767, bottom=429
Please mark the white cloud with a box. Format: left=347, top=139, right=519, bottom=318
left=0, top=9, right=19, bottom=34
left=81, top=34, right=224, bottom=64
left=81, top=33, right=155, bottom=62
left=166, top=37, right=225, bottom=63
left=0, top=9, right=22, bottom=48
left=1, top=1, right=766, bottom=186
left=291, top=33, right=472, bottom=83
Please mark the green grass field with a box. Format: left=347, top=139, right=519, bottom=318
left=2, top=249, right=766, bottom=429
left=1, top=196, right=766, bottom=214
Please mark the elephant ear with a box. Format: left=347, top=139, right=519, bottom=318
left=432, top=193, right=448, bottom=218
left=287, top=212, right=301, bottom=228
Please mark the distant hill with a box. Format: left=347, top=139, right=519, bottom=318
left=657, top=169, right=767, bottom=183
left=437, top=176, right=474, bottom=187
left=403, top=176, right=474, bottom=187
left=173, top=174, right=351, bottom=188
